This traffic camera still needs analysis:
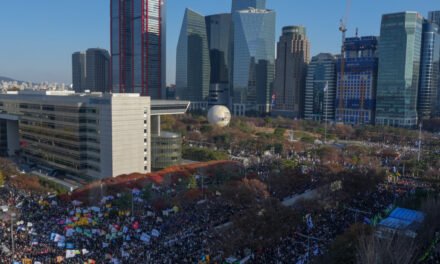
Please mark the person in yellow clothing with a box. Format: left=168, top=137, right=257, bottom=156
left=22, top=258, right=32, bottom=264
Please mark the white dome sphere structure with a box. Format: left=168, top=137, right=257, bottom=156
left=207, top=106, right=231, bottom=128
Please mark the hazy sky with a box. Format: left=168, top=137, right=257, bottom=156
left=0, top=0, right=438, bottom=84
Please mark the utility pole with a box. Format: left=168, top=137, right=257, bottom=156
left=11, top=213, right=15, bottom=257
left=295, top=232, right=325, bottom=263
left=417, top=122, right=422, bottom=162
left=324, top=82, right=329, bottom=144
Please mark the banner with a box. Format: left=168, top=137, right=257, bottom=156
left=140, top=233, right=151, bottom=243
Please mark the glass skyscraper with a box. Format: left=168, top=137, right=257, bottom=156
left=418, top=21, right=440, bottom=119
left=304, top=53, right=337, bottom=121
left=231, top=0, right=266, bottom=12
left=111, top=0, right=165, bottom=99
left=232, top=8, right=275, bottom=115
left=86, top=48, right=110, bottom=93
left=375, top=12, right=423, bottom=127
left=428, top=11, right=440, bottom=117
left=272, top=26, right=310, bottom=118
left=176, top=9, right=210, bottom=102
left=429, top=11, right=440, bottom=26
left=205, top=14, right=232, bottom=107
left=72, top=52, right=86, bottom=93
left=335, top=36, right=378, bottom=125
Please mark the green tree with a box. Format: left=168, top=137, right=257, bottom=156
left=0, top=170, right=4, bottom=186
left=273, top=128, right=286, bottom=139
left=187, top=175, right=197, bottom=189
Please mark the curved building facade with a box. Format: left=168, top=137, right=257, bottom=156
left=151, top=132, right=182, bottom=170
left=418, top=21, right=440, bottom=119
left=272, top=26, right=310, bottom=118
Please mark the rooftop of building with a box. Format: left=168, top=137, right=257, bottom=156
left=237, top=7, right=273, bottom=14
left=378, top=207, right=425, bottom=231
left=0, top=90, right=191, bottom=115
left=152, top=131, right=181, bottom=138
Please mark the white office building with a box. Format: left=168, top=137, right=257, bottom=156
left=0, top=91, right=189, bottom=180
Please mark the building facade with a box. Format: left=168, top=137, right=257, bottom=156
left=231, top=0, right=266, bottom=12
left=72, top=52, right=86, bottom=93
left=176, top=9, right=210, bottom=104
left=335, top=36, right=379, bottom=125
left=232, top=8, right=275, bottom=115
left=0, top=91, right=189, bottom=181
left=0, top=119, right=7, bottom=156
left=375, top=12, right=423, bottom=127
left=418, top=21, right=440, bottom=119
left=86, top=48, right=110, bottom=93
left=205, top=14, right=232, bottom=107
left=111, top=0, right=165, bottom=99
left=429, top=11, right=440, bottom=26
left=304, top=53, right=337, bottom=121
left=272, top=26, right=310, bottom=118
left=151, top=131, right=182, bottom=170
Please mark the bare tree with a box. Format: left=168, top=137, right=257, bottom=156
left=357, top=232, right=418, bottom=264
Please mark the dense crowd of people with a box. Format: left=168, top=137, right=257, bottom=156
left=0, top=133, right=439, bottom=264
left=0, top=170, right=437, bottom=264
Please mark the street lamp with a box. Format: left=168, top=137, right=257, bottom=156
left=11, top=212, right=16, bottom=257
left=312, top=80, right=330, bottom=143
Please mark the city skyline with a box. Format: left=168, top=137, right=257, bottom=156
left=0, top=0, right=438, bottom=85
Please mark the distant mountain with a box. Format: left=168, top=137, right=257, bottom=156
left=0, top=76, right=17, bottom=82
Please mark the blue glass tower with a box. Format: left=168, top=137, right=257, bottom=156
left=205, top=14, right=232, bottom=107
left=335, top=36, right=378, bottom=125
left=232, top=8, right=275, bottom=115
left=375, top=12, right=423, bottom=127
left=304, top=53, right=337, bottom=121
left=418, top=21, right=440, bottom=119
left=176, top=9, right=210, bottom=103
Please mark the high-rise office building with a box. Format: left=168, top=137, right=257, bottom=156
left=272, top=26, right=310, bottom=118
left=304, top=53, right=337, bottom=121
left=176, top=9, right=210, bottom=103
left=428, top=11, right=440, bottom=117
left=86, top=48, right=110, bottom=93
left=429, top=11, right=440, bottom=26
left=205, top=14, right=232, bottom=107
left=110, top=0, right=166, bottom=99
left=375, top=12, right=423, bottom=127
left=72, top=52, right=86, bottom=93
left=232, top=8, right=275, bottom=115
left=231, top=0, right=266, bottom=12
left=418, top=21, right=440, bottom=119
left=335, top=36, right=379, bottom=125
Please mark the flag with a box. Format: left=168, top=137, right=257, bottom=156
left=66, top=250, right=76, bottom=259
left=271, top=94, right=276, bottom=109
left=363, top=217, right=372, bottom=225
left=306, top=214, right=314, bottom=230
left=151, top=229, right=160, bottom=237
left=132, top=189, right=141, bottom=196
left=22, top=258, right=32, bottom=264
left=323, top=81, right=328, bottom=92
left=140, top=233, right=151, bottom=243
left=56, top=256, right=64, bottom=263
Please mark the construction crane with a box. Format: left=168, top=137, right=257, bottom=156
left=338, top=0, right=352, bottom=122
